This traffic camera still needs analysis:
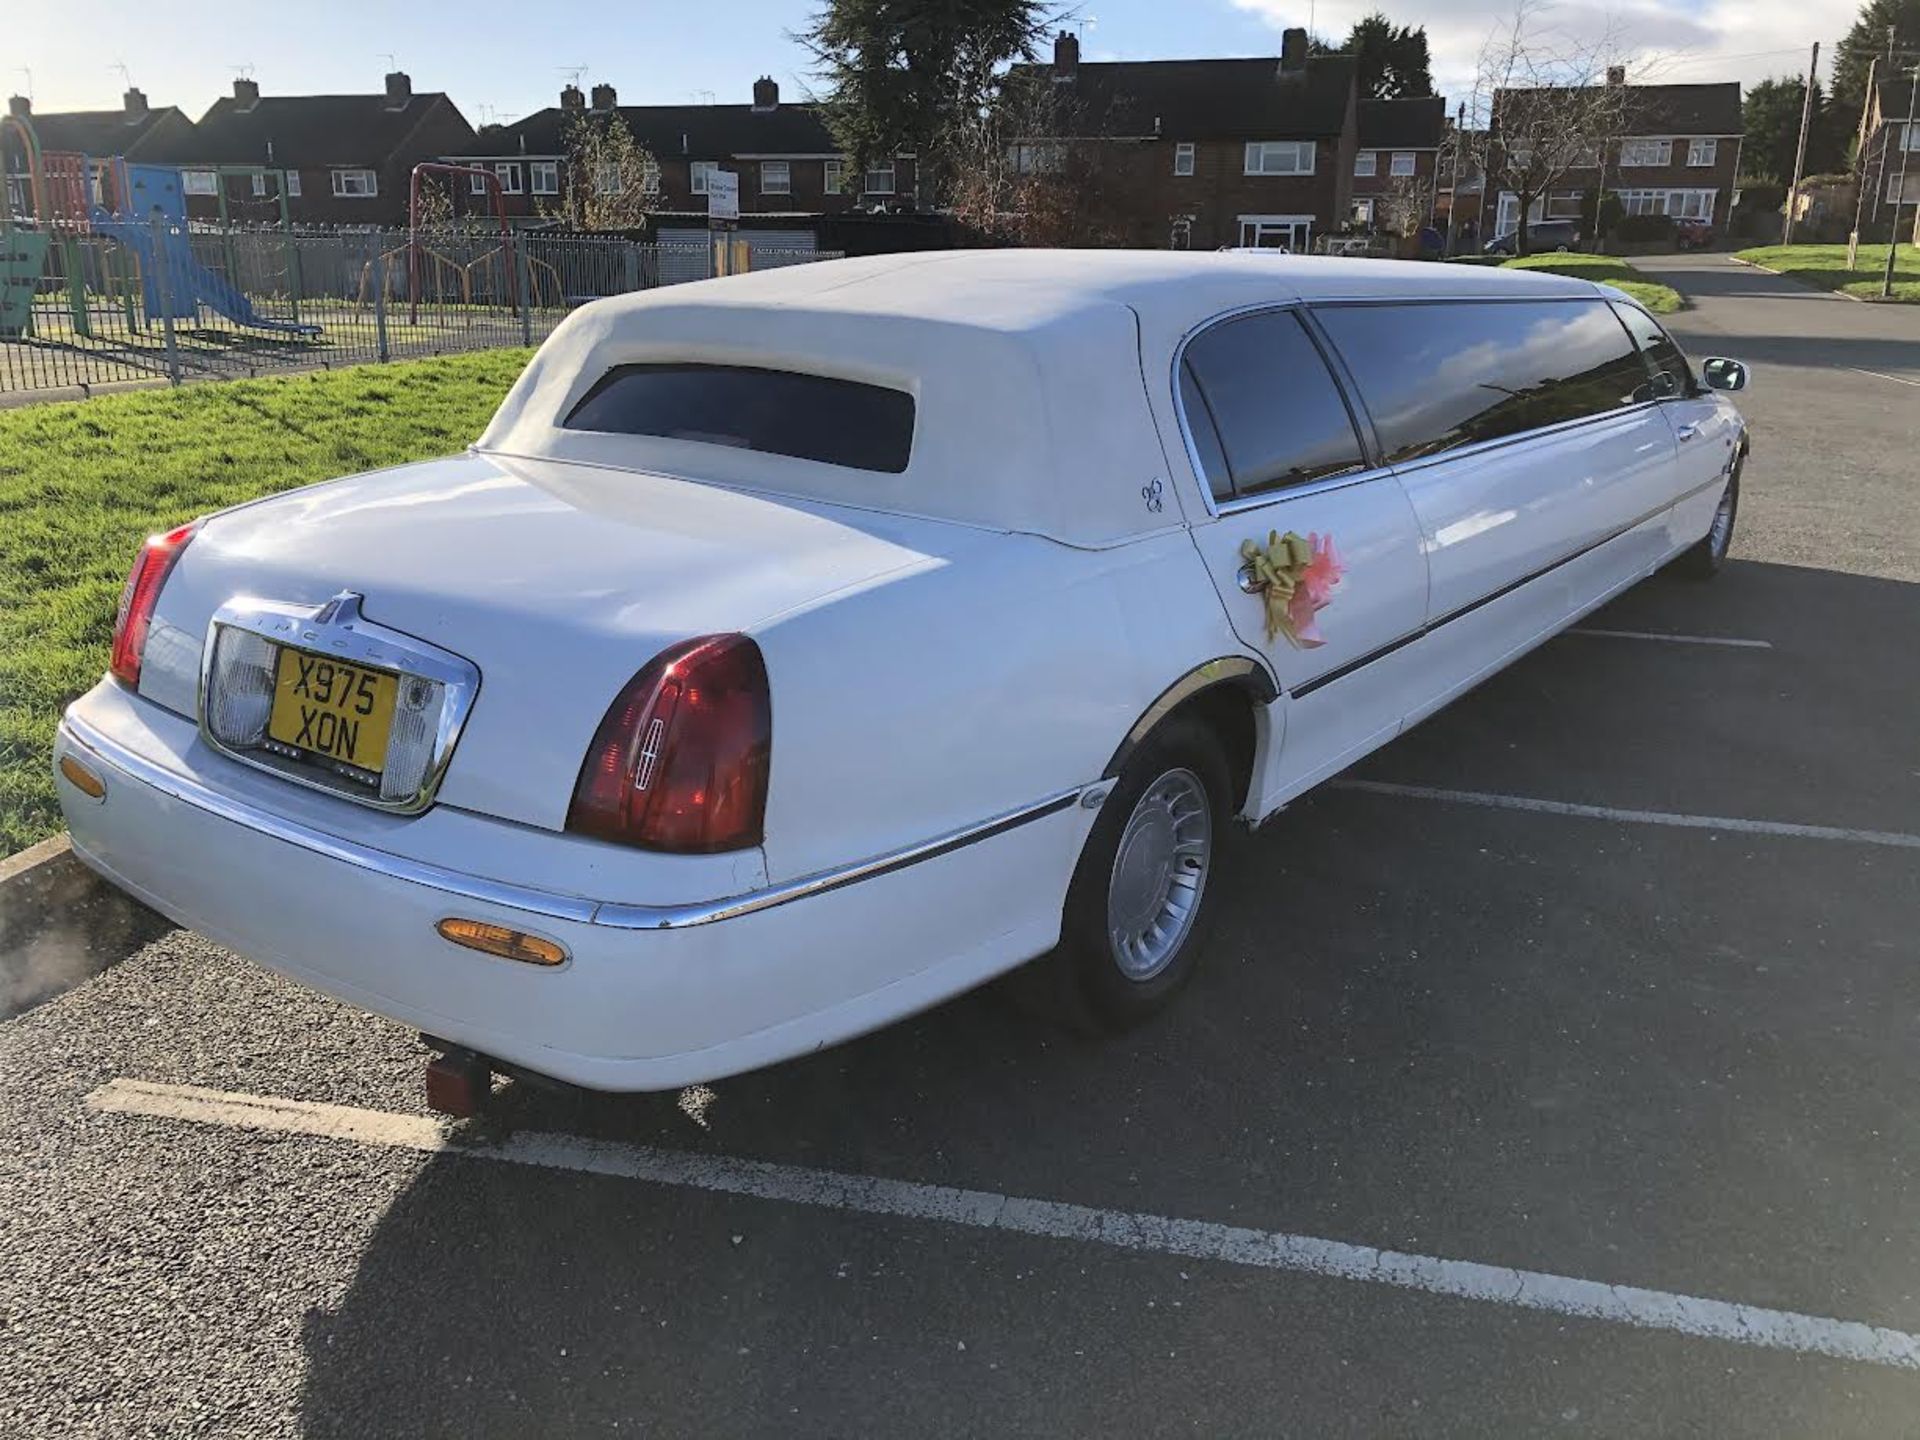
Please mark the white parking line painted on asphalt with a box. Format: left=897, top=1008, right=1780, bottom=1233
left=1333, top=780, right=1920, bottom=850
left=87, top=1077, right=1920, bottom=1372
left=1847, top=366, right=1920, bottom=389
left=1567, top=627, right=1773, bottom=650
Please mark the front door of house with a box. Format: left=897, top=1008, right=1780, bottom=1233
left=1238, top=215, right=1312, bottom=251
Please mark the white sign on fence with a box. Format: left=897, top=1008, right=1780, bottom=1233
left=706, top=170, right=740, bottom=222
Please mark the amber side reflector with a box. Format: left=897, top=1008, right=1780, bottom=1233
left=59, top=754, right=107, bottom=799
left=435, top=918, right=567, bottom=967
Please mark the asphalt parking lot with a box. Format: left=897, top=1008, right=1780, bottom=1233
left=3, top=256, right=1917, bottom=1438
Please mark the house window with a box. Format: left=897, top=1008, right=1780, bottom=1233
left=1886, top=170, right=1918, bottom=204
left=691, top=160, right=720, bottom=194
left=864, top=163, right=895, bottom=194
left=1354, top=150, right=1377, bottom=177
left=183, top=170, right=217, bottom=196
left=285, top=171, right=301, bottom=197
left=1619, top=139, right=1672, bottom=167
left=469, top=170, right=489, bottom=195
left=1390, top=151, right=1416, bottom=177
left=760, top=160, right=791, bottom=195
left=1900, top=122, right=1919, bottom=152
left=531, top=161, right=559, bottom=195
left=642, top=162, right=660, bottom=195
left=1614, top=188, right=1715, bottom=218
left=1547, top=189, right=1584, bottom=219
left=1009, top=143, right=1061, bottom=175
left=1238, top=214, right=1312, bottom=250
left=824, top=159, right=845, bottom=194
left=1174, top=142, right=1195, bottom=176
left=331, top=168, right=378, bottom=197
left=1350, top=197, right=1376, bottom=225
left=1687, top=138, right=1717, bottom=167
left=250, top=172, right=268, bottom=197
left=1505, top=142, right=1535, bottom=169
left=595, top=161, right=623, bottom=195
left=1170, top=217, right=1192, bottom=249
left=494, top=162, right=522, bottom=195
left=1244, top=140, right=1314, bottom=175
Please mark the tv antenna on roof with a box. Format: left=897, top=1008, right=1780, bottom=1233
left=13, top=67, right=32, bottom=99
left=559, top=65, right=588, bottom=87
left=109, top=61, right=134, bottom=89
left=378, top=53, right=398, bottom=71
left=230, top=63, right=255, bottom=79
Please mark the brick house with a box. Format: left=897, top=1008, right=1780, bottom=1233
left=446, top=78, right=916, bottom=235
left=1489, top=80, right=1744, bottom=237
left=3, top=91, right=200, bottom=216
left=1014, top=29, right=1360, bottom=252
left=1861, top=76, right=1919, bottom=230
left=181, top=74, right=476, bottom=226
left=1348, top=97, right=1446, bottom=229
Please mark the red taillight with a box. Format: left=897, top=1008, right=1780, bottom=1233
left=567, top=634, right=772, bottom=854
left=109, top=521, right=198, bottom=689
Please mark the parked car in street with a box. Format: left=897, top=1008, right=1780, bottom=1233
left=1484, top=219, right=1582, bottom=255
left=1675, top=217, right=1715, bottom=250
left=55, top=251, right=1750, bottom=1104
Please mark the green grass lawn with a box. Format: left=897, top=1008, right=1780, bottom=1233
left=0, top=349, right=530, bottom=853
left=1499, top=253, right=1685, bottom=314
left=1733, top=243, right=1920, bottom=302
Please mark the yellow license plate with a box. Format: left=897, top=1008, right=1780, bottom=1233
left=266, top=647, right=399, bottom=776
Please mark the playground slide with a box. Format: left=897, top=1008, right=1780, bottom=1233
left=89, top=213, right=320, bottom=338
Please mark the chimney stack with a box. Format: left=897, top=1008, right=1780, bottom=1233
left=1053, top=31, right=1080, bottom=82
left=752, top=76, right=779, bottom=110
left=8, top=95, right=30, bottom=119
left=590, top=82, right=617, bottom=112
left=1280, top=27, right=1308, bottom=74
left=560, top=83, right=585, bottom=112
left=123, top=87, right=149, bottom=123
left=1605, top=65, right=1626, bottom=86
left=233, top=77, right=260, bottom=110
left=384, top=71, right=412, bottom=109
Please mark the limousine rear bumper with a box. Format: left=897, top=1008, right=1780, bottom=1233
left=54, top=685, right=1095, bottom=1092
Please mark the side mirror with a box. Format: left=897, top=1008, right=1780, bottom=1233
left=1701, top=357, right=1748, bottom=392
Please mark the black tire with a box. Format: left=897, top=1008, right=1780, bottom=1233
left=1045, top=715, right=1232, bottom=1031
left=1674, top=458, right=1740, bottom=579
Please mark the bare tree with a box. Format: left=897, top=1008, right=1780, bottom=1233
left=1375, top=172, right=1431, bottom=240
left=1471, top=1, right=1635, bottom=255
left=947, top=68, right=1133, bottom=246
left=549, top=111, right=659, bottom=232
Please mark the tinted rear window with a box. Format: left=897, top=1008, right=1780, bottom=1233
left=562, top=364, right=915, bottom=474
left=1315, top=299, right=1651, bottom=464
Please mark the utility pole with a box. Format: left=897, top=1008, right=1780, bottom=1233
left=1884, top=66, right=1917, bottom=298
left=1782, top=40, right=1819, bottom=245
left=1444, top=100, right=1466, bottom=256
left=1848, top=55, right=1879, bottom=267
left=1872, top=26, right=1897, bottom=224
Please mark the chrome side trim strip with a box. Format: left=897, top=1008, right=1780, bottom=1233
left=60, top=710, right=1088, bottom=933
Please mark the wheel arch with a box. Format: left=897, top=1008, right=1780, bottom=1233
left=1100, top=657, right=1277, bottom=816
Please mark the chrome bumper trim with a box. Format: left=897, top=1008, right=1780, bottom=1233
left=59, top=710, right=1088, bottom=933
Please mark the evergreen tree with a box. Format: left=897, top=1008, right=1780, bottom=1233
left=1742, top=76, right=1847, bottom=182
left=1312, top=11, right=1434, bottom=99
left=1832, top=0, right=1920, bottom=123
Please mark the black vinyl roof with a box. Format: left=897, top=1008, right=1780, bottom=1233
left=190, top=92, right=468, bottom=166
left=1008, top=55, right=1358, bottom=139
left=476, top=103, right=838, bottom=159
left=1357, top=97, right=1446, bottom=149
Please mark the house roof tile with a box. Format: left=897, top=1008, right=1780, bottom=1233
left=474, top=103, right=837, bottom=159
left=1008, top=55, right=1359, bottom=139
left=189, top=92, right=470, bottom=166
left=1358, top=97, right=1446, bottom=149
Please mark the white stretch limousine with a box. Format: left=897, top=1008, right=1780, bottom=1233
left=55, top=252, right=1749, bottom=1102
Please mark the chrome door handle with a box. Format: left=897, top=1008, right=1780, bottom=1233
left=1236, top=564, right=1263, bottom=594
left=1675, top=423, right=1699, bottom=442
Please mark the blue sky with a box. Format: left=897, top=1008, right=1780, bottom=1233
left=12, top=0, right=1854, bottom=123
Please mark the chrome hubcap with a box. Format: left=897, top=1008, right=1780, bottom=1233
left=1107, top=768, right=1212, bottom=981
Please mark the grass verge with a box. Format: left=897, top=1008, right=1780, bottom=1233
left=1733, top=244, right=1920, bottom=302
left=0, top=349, right=530, bottom=853
left=1499, top=253, right=1685, bottom=313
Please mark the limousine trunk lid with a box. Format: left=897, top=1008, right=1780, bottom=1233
left=150, top=450, right=950, bottom=831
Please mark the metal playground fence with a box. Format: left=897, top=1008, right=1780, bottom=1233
left=0, top=221, right=839, bottom=398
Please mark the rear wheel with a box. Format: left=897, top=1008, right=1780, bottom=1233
left=1675, top=458, right=1740, bottom=579
left=1048, top=716, right=1230, bottom=1029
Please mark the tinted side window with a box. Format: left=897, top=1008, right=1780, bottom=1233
left=1316, top=300, right=1653, bottom=465
left=563, top=364, right=915, bottom=474
left=1179, top=309, right=1366, bottom=500
left=1611, top=301, right=1695, bottom=398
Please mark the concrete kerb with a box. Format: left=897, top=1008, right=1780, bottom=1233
left=0, top=834, right=172, bottom=1020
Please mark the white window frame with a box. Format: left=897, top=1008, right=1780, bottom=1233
left=469, top=170, right=488, bottom=195
left=1619, top=138, right=1672, bottom=168
left=531, top=160, right=559, bottom=196
left=249, top=172, right=268, bottom=198
left=864, top=163, right=895, bottom=195
left=642, top=161, right=661, bottom=196
left=1389, top=151, right=1416, bottom=177
left=182, top=169, right=217, bottom=196
left=494, top=162, right=522, bottom=195
left=1898, top=122, right=1919, bottom=152
left=1354, top=150, right=1377, bottom=178
left=760, top=160, right=791, bottom=195
left=595, top=161, right=623, bottom=195
left=284, top=171, right=301, bottom=198
left=1687, top=138, right=1718, bottom=167
left=1614, top=187, right=1716, bottom=219
left=1243, top=140, right=1314, bottom=176
left=1888, top=170, right=1919, bottom=204
left=1546, top=189, right=1584, bottom=219
left=1350, top=196, right=1376, bottom=225
left=1237, top=213, right=1313, bottom=249
left=1169, top=217, right=1192, bottom=249
left=823, top=158, right=844, bottom=194
left=330, top=168, right=378, bottom=198
left=690, top=160, right=720, bottom=195
left=1174, top=141, right=1195, bottom=176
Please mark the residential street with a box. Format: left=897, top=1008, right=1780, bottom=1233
left=3, top=255, right=1919, bottom=1438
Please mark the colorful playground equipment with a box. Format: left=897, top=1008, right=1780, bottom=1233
left=1, top=110, right=320, bottom=342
